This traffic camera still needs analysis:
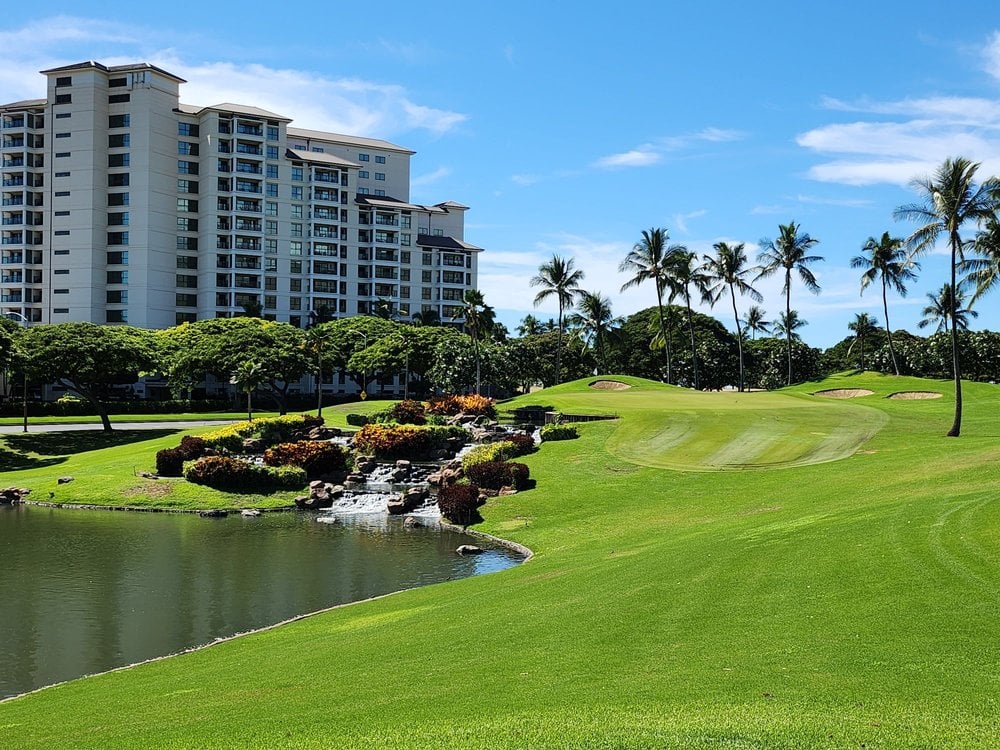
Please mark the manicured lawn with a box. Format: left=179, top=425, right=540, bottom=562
left=1, top=373, right=998, bottom=748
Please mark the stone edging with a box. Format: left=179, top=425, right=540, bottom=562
left=19, top=500, right=297, bottom=514
left=438, top=520, right=534, bottom=562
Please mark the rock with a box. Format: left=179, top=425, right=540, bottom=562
left=242, top=438, right=265, bottom=452
left=138, top=472, right=159, bottom=480
left=388, top=486, right=428, bottom=515
left=0, top=487, right=29, bottom=505
left=456, top=544, right=483, bottom=555
left=296, top=481, right=343, bottom=510
left=57, top=476, right=74, bottom=485
left=199, top=509, right=228, bottom=518
left=241, top=509, right=261, bottom=517
left=395, top=460, right=412, bottom=470
left=403, top=516, right=422, bottom=528
left=427, top=471, right=444, bottom=487
left=499, top=487, right=518, bottom=496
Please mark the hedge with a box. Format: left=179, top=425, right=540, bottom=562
left=200, top=414, right=324, bottom=453
left=183, top=456, right=306, bottom=492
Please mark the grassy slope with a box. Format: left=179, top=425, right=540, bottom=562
left=1, top=373, right=999, bottom=748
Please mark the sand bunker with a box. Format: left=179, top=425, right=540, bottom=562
left=887, top=391, right=942, bottom=400
left=814, top=388, right=874, bottom=399
left=589, top=380, right=631, bottom=390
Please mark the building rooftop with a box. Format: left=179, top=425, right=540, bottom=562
left=287, top=126, right=415, bottom=155
left=286, top=148, right=360, bottom=168
left=0, top=98, right=47, bottom=111
left=39, top=61, right=186, bottom=83
left=417, top=234, right=484, bottom=252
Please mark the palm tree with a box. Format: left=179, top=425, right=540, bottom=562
left=303, top=325, right=334, bottom=418
left=453, top=289, right=495, bottom=394
left=410, top=308, right=441, bottom=326
left=918, top=284, right=978, bottom=334
left=756, top=222, right=822, bottom=386
left=530, top=254, right=584, bottom=384
left=667, top=250, right=710, bottom=389
left=966, top=213, right=1000, bottom=303
left=568, top=291, right=623, bottom=374
left=230, top=360, right=266, bottom=421
left=846, top=313, right=880, bottom=371
left=744, top=306, right=771, bottom=340
left=851, top=232, right=918, bottom=376
left=773, top=310, right=807, bottom=341
left=516, top=314, right=544, bottom=337
left=894, top=157, right=1000, bottom=436
left=703, top=242, right=763, bottom=392
left=619, top=228, right=684, bottom=383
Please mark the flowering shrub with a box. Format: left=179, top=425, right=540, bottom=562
left=201, top=414, right=323, bottom=453
left=540, top=424, right=579, bottom=442
left=437, top=483, right=484, bottom=525
left=461, top=441, right=517, bottom=471
left=352, top=424, right=469, bottom=459
left=504, top=433, right=537, bottom=457
left=155, top=435, right=209, bottom=476
left=263, top=441, right=351, bottom=478
left=466, top=461, right=531, bottom=491
left=183, top=455, right=306, bottom=491
left=426, top=394, right=496, bottom=417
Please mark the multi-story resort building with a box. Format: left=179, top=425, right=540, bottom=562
left=0, top=61, right=482, bottom=332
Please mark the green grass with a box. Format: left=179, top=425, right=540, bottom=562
left=1, top=373, right=998, bottom=748
left=0, top=411, right=273, bottom=426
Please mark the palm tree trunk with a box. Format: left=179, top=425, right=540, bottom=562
left=474, top=337, right=481, bottom=395
left=653, top=284, right=671, bottom=383
left=948, top=234, right=963, bottom=437
left=316, top=359, right=323, bottom=418
left=785, top=270, right=793, bottom=387
left=730, top=284, right=743, bottom=392
left=881, top=278, right=899, bottom=376
left=555, top=304, right=563, bottom=385
left=685, top=291, right=699, bottom=390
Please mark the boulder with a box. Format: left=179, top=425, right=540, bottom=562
left=199, top=509, right=228, bottom=518
left=0, top=487, right=29, bottom=505
left=295, top=481, right=344, bottom=510
left=241, top=438, right=265, bottom=452
left=403, top=516, right=422, bottom=528
left=241, top=509, right=262, bottom=517
left=57, top=476, right=74, bottom=485
left=387, top=486, right=428, bottom=515
left=456, top=544, right=483, bottom=555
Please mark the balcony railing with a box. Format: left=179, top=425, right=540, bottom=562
left=2, top=179, right=24, bottom=187
left=1, top=254, right=23, bottom=264
left=1, top=139, right=25, bottom=149
left=236, top=124, right=263, bottom=136
left=2, top=198, right=23, bottom=206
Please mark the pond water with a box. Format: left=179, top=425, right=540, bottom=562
left=0, top=505, right=521, bottom=699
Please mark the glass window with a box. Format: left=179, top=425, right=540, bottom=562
left=266, top=145, right=279, bottom=159
left=358, top=153, right=369, bottom=161
left=359, top=170, right=369, bottom=179
left=375, top=155, right=386, bottom=164
left=291, top=205, right=303, bottom=219
left=291, top=186, right=303, bottom=200
left=266, top=126, right=279, bottom=141
left=266, top=164, right=278, bottom=179
left=178, top=123, right=200, bottom=137
left=374, top=172, right=385, bottom=181
left=266, top=183, right=278, bottom=197
left=291, top=166, right=303, bottom=181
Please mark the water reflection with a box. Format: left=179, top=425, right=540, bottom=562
left=0, top=506, right=520, bottom=699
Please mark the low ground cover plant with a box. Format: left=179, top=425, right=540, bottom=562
left=263, top=441, right=351, bottom=478
left=184, top=455, right=305, bottom=492
left=461, top=441, right=517, bottom=470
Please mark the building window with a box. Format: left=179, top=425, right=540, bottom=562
left=108, top=94, right=130, bottom=104
left=266, top=164, right=278, bottom=179
left=53, top=308, right=69, bottom=314
left=108, top=192, right=130, bottom=206
left=176, top=293, right=198, bottom=307
left=55, top=132, right=71, bottom=139
left=177, top=160, right=198, bottom=175
left=177, top=217, right=198, bottom=231
left=176, top=274, right=197, bottom=288
left=422, top=253, right=433, bottom=266
left=266, top=126, right=279, bottom=141
left=358, top=153, right=369, bottom=161
left=108, top=153, right=130, bottom=167
left=106, top=310, right=128, bottom=323
left=109, top=133, right=130, bottom=148
left=374, top=172, right=385, bottom=181
left=108, top=212, right=129, bottom=226
left=177, top=237, right=199, bottom=251
left=109, top=114, right=130, bottom=128
left=266, top=183, right=278, bottom=197
left=108, top=173, right=130, bottom=187
left=359, top=170, right=369, bottom=179
left=289, top=278, right=302, bottom=292
left=290, top=223, right=302, bottom=238
left=290, top=241, right=303, bottom=256
left=177, top=179, right=198, bottom=194
left=55, top=191, right=70, bottom=197
left=178, top=122, right=199, bottom=137
left=290, top=204, right=303, bottom=219
left=107, top=251, right=128, bottom=264
left=55, top=172, right=70, bottom=177
left=178, top=142, right=199, bottom=155
left=55, top=152, right=70, bottom=158
left=266, top=145, right=279, bottom=159
left=55, top=112, right=71, bottom=119
left=265, top=220, right=277, bottom=235
left=109, top=77, right=127, bottom=88
left=55, top=76, right=72, bottom=87
left=291, top=186, right=303, bottom=200
left=375, top=155, right=386, bottom=164
left=265, top=239, right=277, bottom=254
left=107, top=271, right=128, bottom=284
left=264, top=295, right=277, bottom=309
left=264, top=259, right=277, bottom=274
left=401, top=233, right=411, bottom=246
left=374, top=189, right=385, bottom=197
left=177, top=198, right=198, bottom=212
left=291, top=167, right=303, bottom=181
left=358, top=187, right=369, bottom=195
left=55, top=210, right=70, bottom=217
left=55, top=94, right=72, bottom=104
left=177, top=256, right=198, bottom=269
left=53, top=231, right=70, bottom=236
left=107, top=290, right=128, bottom=304
left=290, top=260, right=302, bottom=274
left=107, top=232, right=129, bottom=246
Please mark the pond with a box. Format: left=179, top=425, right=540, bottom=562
left=0, top=505, right=522, bottom=699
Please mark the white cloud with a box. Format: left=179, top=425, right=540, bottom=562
left=593, top=147, right=662, bottom=169
left=983, top=31, right=1000, bottom=80
left=411, top=166, right=451, bottom=187
left=673, top=209, right=707, bottom=234
left=0, top=17, right=467, bottom=139
left=510, top=173, right=541, bottom=186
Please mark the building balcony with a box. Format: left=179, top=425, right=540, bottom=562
left=236, top=143, right=263, bottom=155
left=1, top=217, right=23, bottom=226
left=1, top=254, right=23, bottom=264
left=2, top=198, right=24, bottom=206
left=235, top=164, right=262, bottom=175
left=0, top=294, right=23, bottom=303
left=313, top=190, right=338, bottom=202
left=2, top=158, right=24, bottom=168
left=235, top=221, right=261, bottom=232
left=1, top=138, right=25, bottom=149
left=2, top=179, right=24, bottom=187
left=2, top=117, right=26, bottom=129
left=235, top=124, right=263, bottom=137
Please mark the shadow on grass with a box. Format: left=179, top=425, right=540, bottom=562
left=2, top=429, right=180, bottom=459
left=0, top=446, right=67, bottom=472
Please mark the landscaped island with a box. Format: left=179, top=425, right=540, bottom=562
left=1, top=372, right=998, bottom=749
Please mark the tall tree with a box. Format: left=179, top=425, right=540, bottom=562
left=410, top=308, right=441, bottom=327
left=667, top=250, right=709, bottom=389
left=744, top=305, right=771, bottom=340
left=702, top=242, right=763, bottom=392
left=918, top=284, right=978, bottom=334
left=453, top=289, right=495, bottom=394
left=846, top=313, right=880, bottom=371
left=851, top=232, right=918, bottom=376
left=894, top=157, right=1000, bottom=436
left=530, top=254, right=584, bottom=384
left=619, top=228, right=683, bottom=383
left=756, top=222, right=822, bottom=386
left=965, top=213, right=1000, bottom=303
left=516, top=314, right=544, bottom=337
left=568, top=291, right=623, bottom=375
left=303, top=324, right=336, bottom=418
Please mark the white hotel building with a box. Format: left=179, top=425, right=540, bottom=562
left=0, top=61, right=482, bottom=329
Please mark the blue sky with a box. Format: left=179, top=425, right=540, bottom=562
left=4, top=2, right=1000, bottom=347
